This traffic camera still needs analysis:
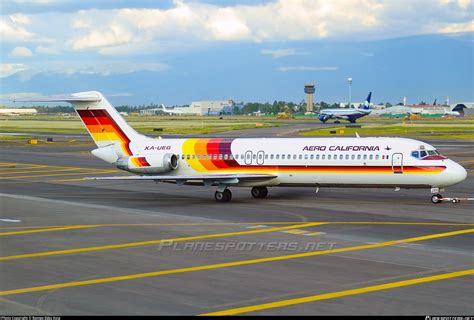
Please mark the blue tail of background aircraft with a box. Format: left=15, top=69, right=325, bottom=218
left=362, top=92, right=372, bottom=110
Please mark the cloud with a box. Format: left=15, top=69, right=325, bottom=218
left=261, top=48, right=309, bottom=58
left=439, top=20, right=474, bottom=33
left=1, top=0, right=473, bottom=56
left=0, top=63, right=29, bottom=77
left=35, top=45, right=61, bottom=55
left=9, top=46, right=33, bottom=57
left=1, top=61, right=169, bottom=81
left=277, top=66, right=339, bottom=72
left=0, top=18, right=34, bottom=41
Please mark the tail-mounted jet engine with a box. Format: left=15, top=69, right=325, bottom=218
left=115, top=153, right=178, bottom=174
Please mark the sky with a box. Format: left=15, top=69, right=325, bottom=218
left=0, top=0, right=473, bottom=106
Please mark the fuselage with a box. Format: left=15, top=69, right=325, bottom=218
left=319, top=108, right=371, bottom=123
left=125, top=137, right=467, bottom=189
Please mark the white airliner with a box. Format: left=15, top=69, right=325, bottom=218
left=318, top=92, right=372, bottom=123
left=21, top=91, right=467, bottom=203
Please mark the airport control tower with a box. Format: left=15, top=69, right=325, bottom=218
left=304, top=84, right=315, bottom=112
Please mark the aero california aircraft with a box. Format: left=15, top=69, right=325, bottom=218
left=22, top=91, right=467, bottom=203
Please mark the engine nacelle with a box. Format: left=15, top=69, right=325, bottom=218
left=319, top=114, right=330, bottom=123
left=115, top=153, right=178, bottom=174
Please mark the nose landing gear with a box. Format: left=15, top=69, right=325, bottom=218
left=431, top=194, right=443, bottom=204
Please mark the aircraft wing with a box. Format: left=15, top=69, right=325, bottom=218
left=86, top=173, right=277, bottom=185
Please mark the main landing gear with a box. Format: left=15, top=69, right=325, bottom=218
left=215, top=186, right=269, bottom=202
left=215, top=189, right=232, bottom=203
left=251, top=186, right=268, bottom=199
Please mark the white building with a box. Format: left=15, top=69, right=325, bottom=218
left=163, top=100, right=233, bottom=116
left=0, top=108, right=37, bottom=115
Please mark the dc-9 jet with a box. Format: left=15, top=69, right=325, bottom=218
left=21, top=91, right=467, bottom=203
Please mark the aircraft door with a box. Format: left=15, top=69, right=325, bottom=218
left=392, top=153, right=403, bottom=174
left=256, top=150, right=265, bottom=165
left=244, top=151, right=253, bottom=165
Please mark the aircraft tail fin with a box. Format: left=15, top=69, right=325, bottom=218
left=362, top=92, right=372, bottom=110
left=15, top=91, right=144, bottom=156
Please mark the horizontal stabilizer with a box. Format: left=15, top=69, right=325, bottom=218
left=14, top=93, right=101, bottom=103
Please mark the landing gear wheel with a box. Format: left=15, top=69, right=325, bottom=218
left=334, top=120, right=341, bottom=124
left=251, top=187, right=268, bottom=199
left=215, top=189, right=232, bottom=202
left=431, top=194, right=443, bottom=204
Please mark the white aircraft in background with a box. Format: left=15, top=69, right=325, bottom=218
left=318, top=92, right=372, bottom=123
left=21, top=91, right=467, bottom=203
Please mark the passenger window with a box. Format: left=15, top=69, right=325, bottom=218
left=214, top=154, right=217, bottom=160
left=192, top=154, right=196, bottom=160
left=282, top=154, right=286, bottom=160
left=253, top=154, right=256, bottom=160
left=369, top=155, right=373, bottom=160
left=276, top=154, right=280, bottom=160
left=288, top=154, right=291, bottom=159
left=293, top=155, right=297, bottom=160
left=299, top=154, right=303, bottom=160
left=316, top=154, right=320, bottom=160
left=197, top=154, right=201, bottom=160
left=224, top=154, right=228, bottom=160
left=270, top=154, right=274, bottom=160
left=304, top=154, right=308, bottom=160
left=310, top=154, right=314, bottom=160
left=345, top=154, right=349, bottom=160
left=322, top=154, right=326, bottom=160
left=181, top=154, right=185, bottom=160
left=351, top=154, right=355, bottom=160
left=187, top=154, right=190, bottom=160
left=363, top=155, right=367, bottom=160
left=375, top=155, right=379, bottom=160
left=328, top=155, right=332, bottom=160
left=357, top=154, right=361, bottom=160
left=265, top=154, right=268, bottom=160
left=340, top=154, right=344, bottom=160
left=229, top=154, right=234, bottom=160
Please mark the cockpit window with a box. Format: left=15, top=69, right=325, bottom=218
left=411, top=149, right=442, bottom=159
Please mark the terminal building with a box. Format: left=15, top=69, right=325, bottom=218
left=141, top=100, right=234, bottom=116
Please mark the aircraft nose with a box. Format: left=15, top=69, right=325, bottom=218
left=448, top=160, right=467, bottom=185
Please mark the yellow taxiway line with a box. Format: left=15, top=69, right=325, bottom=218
left=0, top=168, right=85, bottom=175
left=0, top=170, right=118, bottom=180
left=0, top=225, right=103, bottom=236
left=0, top=228, right=471, bottom=296
left=0, top=221, right=472, bottom=231
left=202, top=269, right=474, bottom=315
left=0, top=222, right=325, bottom=261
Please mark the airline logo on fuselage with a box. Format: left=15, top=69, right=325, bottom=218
left=144, top=145, right=172, bottom=151
left=303, top=145, right=380, bottom=152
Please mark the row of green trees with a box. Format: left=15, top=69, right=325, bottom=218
left=9, top=101, right=401, bottom=115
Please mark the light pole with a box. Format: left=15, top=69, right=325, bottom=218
left=347, top=77, right=352, bottom=108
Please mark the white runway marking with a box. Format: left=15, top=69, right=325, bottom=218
left=0, top=219, right=22, bottom=223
